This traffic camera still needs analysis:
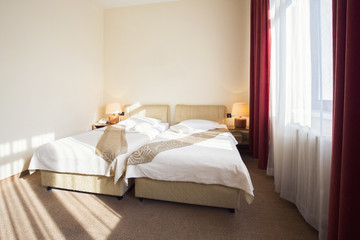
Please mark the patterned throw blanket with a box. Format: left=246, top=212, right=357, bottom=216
left=96, top=125, right=128, bottom=163
left=127, top=128, right=228, bottom=165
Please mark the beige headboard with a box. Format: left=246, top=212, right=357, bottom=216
left=124, top=104, right=170, bottom=123
left=175, top=105, right=226, bottom=124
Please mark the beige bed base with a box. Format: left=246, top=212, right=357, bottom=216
left=135, top=178, right=241, bottom=210
left=41, top=104, right=170, bottom=197
left=41, top=171, right=133, bottom=198
left=135, top=105, right=242, bottom=211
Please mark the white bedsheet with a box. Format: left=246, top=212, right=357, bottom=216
left=28, top=123, right=168, bottom=183
left=125, top=124, right=255, bottom=204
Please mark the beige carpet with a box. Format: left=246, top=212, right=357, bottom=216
left=0, top=151, right=318, bottom=240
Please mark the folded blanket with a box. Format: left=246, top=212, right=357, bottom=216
left=127, top=128, right=228, bottom=165
left=96, top=125, right=128, bottom=163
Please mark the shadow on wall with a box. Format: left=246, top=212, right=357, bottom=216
left=0, top=133, right=55, bottom=180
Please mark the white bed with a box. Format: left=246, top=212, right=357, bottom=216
left=28, top=105, right=170, bottom=197
left=125, top=105, right=254, bottom=211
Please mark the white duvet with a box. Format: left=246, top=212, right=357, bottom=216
left=125, top=124, right=255, bottom=204
left=28, top=123, right=168, bottom=183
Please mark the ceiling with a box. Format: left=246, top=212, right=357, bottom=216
left=92, top=0, right=178, bottom=8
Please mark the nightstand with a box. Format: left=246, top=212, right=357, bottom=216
left=92, top=123, right=109, bottom=130
left=228, top=127, right=249, bottom=149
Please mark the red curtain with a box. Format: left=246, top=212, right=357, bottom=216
left=328, top=0, right=360, bottom=239
left=249, top=0, right=270, bottom=170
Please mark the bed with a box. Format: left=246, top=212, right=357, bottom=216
left=28, top=104, right=170, bottom=198
left=125, top=105, right=254, bottom=211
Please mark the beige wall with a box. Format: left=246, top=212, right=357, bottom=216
left=0, top=0, right=104, bottom=180
left=104, top=0, right=250, bottom=123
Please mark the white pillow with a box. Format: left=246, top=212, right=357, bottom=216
left=170, top=123, right=194, bottom=134
left=180, top=119, right=220, bottom=130
left=117, top=117, right=162, bottom=130
left=132, top=117, right=162, bottom=125
left=117, top=118, right=137, bottom=130
left=129, top=122, right=153, bottom=132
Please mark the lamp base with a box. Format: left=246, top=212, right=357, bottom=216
left=234, top=118, right=246, bottom=128
left=109, top=115, right=119, bottom=124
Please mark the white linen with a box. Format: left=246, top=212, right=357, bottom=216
left=28, top=123, right=169, bottom=183
left=131, top=117, right=162, bottom=125
left=180, top=119, right=220, bottom=130
left=170, top=123, right=194, bottom=134
left=125, top=124, right=254, bottom=204
left=117, top=117, right=163, bottom=130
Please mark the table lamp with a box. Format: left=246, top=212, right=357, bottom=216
left=106, top=102, right=122, bottom=124
left=232, top=102, right=249, bottom=128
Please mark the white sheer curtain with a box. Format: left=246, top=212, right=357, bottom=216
left=268, top=0, right=332, bottom=239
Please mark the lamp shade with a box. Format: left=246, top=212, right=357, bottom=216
left=231, top=102, right=249, bottom=117
left=105, top=102, right=122, bottom=114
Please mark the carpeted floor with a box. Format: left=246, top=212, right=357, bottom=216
left=0, top=151, right=318, bottom=240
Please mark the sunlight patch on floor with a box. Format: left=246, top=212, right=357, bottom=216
left=0, top=180, right=38, bottom=239
left=91, top=195, right=123, bottom=218
left=54, top=190, right=121, bottom=239
left=20, top=180, right=66, bottom=240
left=0, top=183, right=17, bottom=239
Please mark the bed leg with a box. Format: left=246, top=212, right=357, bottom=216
left=117, top=196, right=123, bottom=200
left=47, top=186, right=52, bottom=191
left=139, top=197, right=144, bottom=202
left=229, top=209, right=235, bottom=213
